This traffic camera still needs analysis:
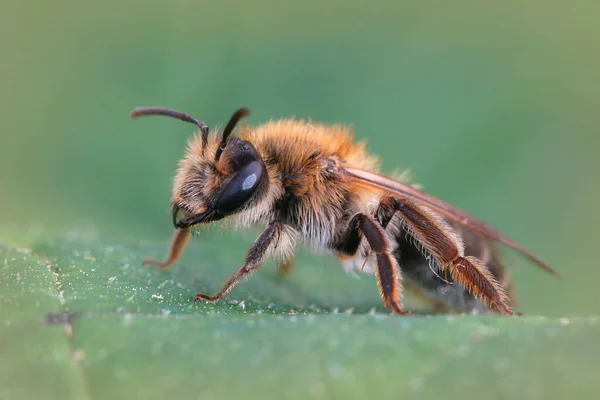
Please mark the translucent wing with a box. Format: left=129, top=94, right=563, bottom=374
left=341, top=167, right=559, bottom=277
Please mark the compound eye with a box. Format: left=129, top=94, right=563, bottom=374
left=215, top=161, right=263, bottom=214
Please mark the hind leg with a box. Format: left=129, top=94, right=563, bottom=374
left=375, top=197, right=514, bottom=315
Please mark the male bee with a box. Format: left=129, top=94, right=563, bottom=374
left=130, top=106, right=558, bottom=315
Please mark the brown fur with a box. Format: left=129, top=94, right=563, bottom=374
left=137, top=109, right=525, bottom=315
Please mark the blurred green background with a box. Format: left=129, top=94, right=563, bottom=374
left=2, top=0, right=600, bottom=398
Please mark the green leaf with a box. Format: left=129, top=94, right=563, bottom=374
left=1, top=230, right=599, bottom=400
left=0, top=244, right=89, bottom=400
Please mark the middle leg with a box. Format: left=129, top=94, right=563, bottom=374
left=343, top=213, right=407, bottom=315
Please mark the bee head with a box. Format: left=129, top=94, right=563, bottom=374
left=131, top=107, right=267, bottom=229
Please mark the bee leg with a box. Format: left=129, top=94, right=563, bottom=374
left=348, top=213, right=408, bottom=315
left=276, top=256, right=296, bottom=277
left=143, top=228, right=190, bottom=269
left=385, top=197, right=513, bottom=315
left=195, top=221, right=283, bottom=303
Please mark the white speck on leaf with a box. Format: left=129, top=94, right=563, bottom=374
left=456, top=344, right=470, bottom=358
left=151, top=294, right=163, bottom=300
left=410, top=376, right=424, bottom=392
left=71, top=349, right=85, bottom=362
left=122, top=313, right=134, bottom=325
left=97, top=349, right=108, bottom=360
left=477, top=325, right=499, bottom=336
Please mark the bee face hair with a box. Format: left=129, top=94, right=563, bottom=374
left=172, top=133, right=268, bottom=229
left=131, top=107, right=267, bottom=228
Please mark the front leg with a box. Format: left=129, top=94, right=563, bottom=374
left=276, top=256, right=296, bottom=277
left=195, top=221, right=283, bottom=303
left=143, top=228, right=190, bottom=269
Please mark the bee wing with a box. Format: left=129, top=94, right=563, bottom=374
left=341, top=167, right=559, bottom=277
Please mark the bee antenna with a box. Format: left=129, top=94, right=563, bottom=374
left=130, top=107, right=210, bottom=149
left=214, top=108, right=251, bottom=162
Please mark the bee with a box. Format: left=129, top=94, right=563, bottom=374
left=130, top=106, right=558, bottom=315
